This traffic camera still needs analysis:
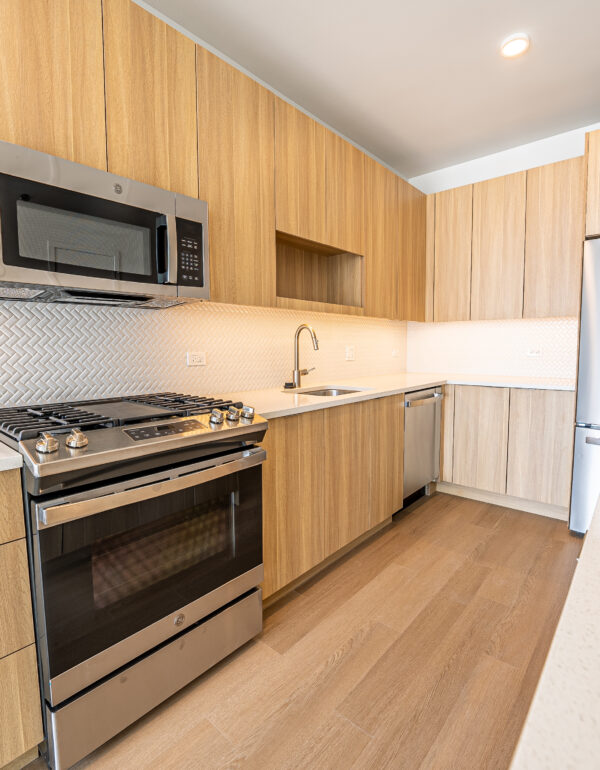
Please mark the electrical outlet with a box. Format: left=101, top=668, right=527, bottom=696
left=186, top=351, right=207, bottom=366
left=526, top=348, right=542, bottom=358
left=345, top=345, right=355, bottom=361
left=392, top=349, right=401, bottom=358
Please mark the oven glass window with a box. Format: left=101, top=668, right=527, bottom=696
left=35, top=466, right=261, bottom=681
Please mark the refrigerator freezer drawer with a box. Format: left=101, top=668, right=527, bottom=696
left=570, top=426, right=600, bottom=534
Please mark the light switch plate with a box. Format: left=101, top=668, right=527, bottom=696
left=345, top=345, right=355, bottom=361
left=186, top=351, right=207, bottom=366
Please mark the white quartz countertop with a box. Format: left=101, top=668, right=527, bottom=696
left=510, top=502, right=600, bottom=769
left=0, top=442, right=22, bottom=471
left=222, top=372, right=575, bottom=419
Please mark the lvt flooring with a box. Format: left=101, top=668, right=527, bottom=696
left=35, top=493, right=581, bottom=769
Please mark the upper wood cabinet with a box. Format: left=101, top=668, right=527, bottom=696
left=0, top=0, right=106, bottom=169
left=524, top=157, right=586, bottom=317
left=434, top=185, right=473, bottom=321
left=103, top=0, right=198, bottom=196
left=197, top=48, right=275, bottom=307
left=586, top=129, right=600, bottom=238
left=452, top=385, right=509, bottom=494
left=364, top=158, right=399, bottom=319
left=398, top=179, right=427, bottom=321
left=275, top=99, right=364, bottom=254
left=471, top=172, right=526, bottom=320
left=507, top=389, right=575, bottom=506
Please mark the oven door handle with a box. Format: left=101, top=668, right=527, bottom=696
left=35, top=448, right=266, bottom=529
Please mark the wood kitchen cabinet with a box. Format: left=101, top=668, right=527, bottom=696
left=440, top=384, right=455, bottom=482
left=103, top=0, right=198, bottom=196
left=197, top=48, right=276, bottom=307
left=433, top=185, right=473, bottom=321
left=452, top=385, right=510, bottom=493
left=507, top=389, right=576, bottom=506
left=398, top=179, right=427, bottom=321
left=586, top=129, right=600, bottom=238
left=325, top=131, right=365, bottom=255
left=0, top=0, right=106, bottom=169
left=369, top=396, right=405, bottom=525
left=524, top=157, right=586, bottom=317
left=0, top=645, right=43, bottom=767
left=471, top=172, right=526, bottom=320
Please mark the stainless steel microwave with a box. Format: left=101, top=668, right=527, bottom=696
left=0, top=141, right=209, bottom=308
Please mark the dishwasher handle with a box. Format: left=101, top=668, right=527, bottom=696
left=405, top=393, right=444, bottom=408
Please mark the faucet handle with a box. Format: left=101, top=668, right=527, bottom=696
left=300, top=367, right=315, bottom=376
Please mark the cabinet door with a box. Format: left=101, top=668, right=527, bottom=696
left=434, top=185, right=473, bottom=321
left=325, top=132, right=365, bottom=254
left=471, top=172, right=526, bottom=320
left=0, top=470, right=25, bottom=544
left=262, top=411, right=325, bottom=598
left=197, top=48, right=275, bottom=307
left=103, top=0, right=198, bottom=196
left=0, top=0, right=106, bottom=169
left=507, top=389, right=575, bottom=506
left=440, top=384, right=455, bottom=482
left=323, top=403, right=371, bottom=555
left=524, top=157, right=586, bottom=317
left=453, top=386, right=509, bottom=493
left=0, top=645, right=43, bottom=767
left=275, top=99, right=327, bottom=244
left=370, top=396, right=405, bottom=525
left=364, top=158, right=399, bottom=319
left=398, top=179, right=427, bottom=321
left=0, top=540, right=35, bottom=659
left=586, top=130, right=600, bottom=238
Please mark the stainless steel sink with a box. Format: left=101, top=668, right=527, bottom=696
left=301, top=388, right=362, bottom=397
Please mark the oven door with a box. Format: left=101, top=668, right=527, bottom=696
left=30, top=447, right=264, bottom=707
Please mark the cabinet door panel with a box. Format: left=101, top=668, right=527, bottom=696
left=364, top=158, right=399, bottom=319
left=0, top=470, right=25, bottom=544
left=370, top=396, right=404, bottom=524
left=0, top=645, right=43, bottom=767
left=0, top=540, right=35, bottom=658
left=507, top=389, right=575, bottom=506
left=103, top=0, right=198, bottom=196
left=0, top=0, right=106, bottom=169
left=262, top=411, right=325, bottom=598
left=197, top=48, right=275, bottom=307
left=434, top=185, right=472, bottom=321
left=453, top=386, right=509, bottom=494
left=471, top=172, right=526, bottom=320
left=440, top=385, right=455, bottom=483
left=325, top=132, right=364, bottom=254
left=524, top=157, right=586, bottom=317
left=398, top=179, right=427, bottom=321
left=275, top=99, right=327, bottom=244
left=586, top=130, right=600, bottom=238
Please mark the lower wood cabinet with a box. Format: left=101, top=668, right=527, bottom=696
left=507, top=389, right=576, bottom=506
left=262, top=396, right=404, bottom=598
left=0, top=645, right=43, bottom=767
left=452, top=386, right=510, bottom=493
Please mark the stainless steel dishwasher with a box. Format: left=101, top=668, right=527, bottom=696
left=403, top=388, right=443, bottom=499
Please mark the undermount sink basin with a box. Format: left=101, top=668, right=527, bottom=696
left=284, top=385, right=369, bottom=397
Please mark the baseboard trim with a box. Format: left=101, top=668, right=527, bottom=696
left=436, top=482, right=569, bottom=521
left=262, top=517, right=393, bottom=608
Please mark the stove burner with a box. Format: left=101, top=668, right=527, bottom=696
left=0, top=406, right=110, bottom=440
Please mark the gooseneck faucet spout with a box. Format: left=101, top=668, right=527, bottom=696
left=292, top=324, right=319, bottom=388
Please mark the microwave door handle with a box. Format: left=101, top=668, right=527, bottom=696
left=165, top=213, right=178, bottom=284
left=35, top=448, right=266, bottom=529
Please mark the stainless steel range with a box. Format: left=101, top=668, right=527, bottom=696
left=0, top=393, right=267, bottom=769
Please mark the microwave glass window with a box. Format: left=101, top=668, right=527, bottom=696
left=17, top=200, right=152, bottom=275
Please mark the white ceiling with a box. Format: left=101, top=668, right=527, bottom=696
left=141, top=0, right=600, bottom=178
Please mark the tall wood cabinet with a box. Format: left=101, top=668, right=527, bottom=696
left=398, top=179, right=427, bottom=321
left=196, top=48, right=276, bottom=307
left=103, top=0, right=198, bottom=196
left=471, top=172, right=526, bottom=320
left=0, top=0, right=106, bottom=169
left=586, top=130, right=600, bottom=238
left=433, top=185, right=473, bottom=321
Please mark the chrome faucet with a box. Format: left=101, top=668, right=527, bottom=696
left=291, top=324, right=319, bottom=388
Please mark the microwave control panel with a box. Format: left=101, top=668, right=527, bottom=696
left=176, top=218, right=204, bottom=286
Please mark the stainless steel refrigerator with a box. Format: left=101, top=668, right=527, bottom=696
left=571, top=237, right=600, bottom=533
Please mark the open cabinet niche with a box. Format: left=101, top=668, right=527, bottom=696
left=275, top=231, right=365, bottom=314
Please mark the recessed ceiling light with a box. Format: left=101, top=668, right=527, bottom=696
left=500, top=33, right=530, bottom=58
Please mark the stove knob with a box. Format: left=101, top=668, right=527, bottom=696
left=241, top=406, right=255, bottom=421
left=209, top=409, right=224, bottom=425
left=66, top=428, right=89, bottom=449
left=226, top=406, right=241, bottom=422
left=35, top=432, right=59, bottom=454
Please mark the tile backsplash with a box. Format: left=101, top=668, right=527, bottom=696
left=0, top=301, right=408, bottom=406
left=406, top=318, right=578, bottom=379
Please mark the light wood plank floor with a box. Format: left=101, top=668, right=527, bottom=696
left=32, top=493, right=581, bottom=769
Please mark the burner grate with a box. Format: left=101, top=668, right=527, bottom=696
left=126, top=393, right=241, bottom=415
left=0, top=405, right=111, bottom=440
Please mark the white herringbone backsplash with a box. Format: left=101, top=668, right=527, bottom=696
left=0, top=301, right=408, bottom=406
left=407, top=318, right=578, bottom=379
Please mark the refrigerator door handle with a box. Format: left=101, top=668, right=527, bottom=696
left=586, top=437, right=600, bottom=446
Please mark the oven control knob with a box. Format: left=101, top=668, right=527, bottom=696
left=241, top=406, right=255, bottom=421
left=66, top=428, right=89, bottom=449
left=35, top=432, right=59, bottom=454
left=226, top=406, right=241, bottom=422
left=209, top=409, right=224, bottom=425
